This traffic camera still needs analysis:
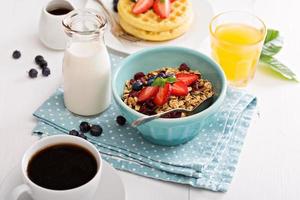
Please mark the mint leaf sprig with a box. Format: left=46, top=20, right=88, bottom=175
left=259, top=29, right=299, bottom=82
left=151, top=76, right=176, bottom=87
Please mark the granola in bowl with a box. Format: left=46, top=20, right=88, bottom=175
left=122, top=63, right=214, bottom=118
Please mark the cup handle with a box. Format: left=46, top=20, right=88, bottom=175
left=9, top=184, right=31, bottom=200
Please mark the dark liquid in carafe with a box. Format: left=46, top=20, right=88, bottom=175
left=48, top=8, right=72, bottom=15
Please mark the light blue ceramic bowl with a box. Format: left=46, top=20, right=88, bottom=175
left=112, top=47, right=227, bottom=146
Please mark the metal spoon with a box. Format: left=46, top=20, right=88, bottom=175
left=131, top=96, right=214, bottom=127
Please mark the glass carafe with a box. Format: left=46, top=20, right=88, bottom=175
left=62, top=9, right=111, bottom=116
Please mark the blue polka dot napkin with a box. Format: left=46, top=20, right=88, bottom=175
left=32, top=54, right=257, bottom=192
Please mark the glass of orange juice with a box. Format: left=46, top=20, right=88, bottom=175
left=209, top=11, right=266, bottom=87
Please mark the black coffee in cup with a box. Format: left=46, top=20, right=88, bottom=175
left=27, top=143, right=98, bottom=190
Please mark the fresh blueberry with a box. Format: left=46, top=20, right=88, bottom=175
left=42, top=67, right=51, bottom=77
left=35, top=55, right=44, bottom=65
left=79, top=122, right=91, bottom=133
left=35, top=131, right=44, bottom=135
left=69, top=129, right=79, bottom=136
left=156, top=72, right=166, bottom=78
left=28, top=69, right=38, bottom=78
left=134, top=72, right=145, bottom=80
left=147, top=77, right=155, bottom=86
left=179, top=63, right=190, bottom=71
left=132, top=80, right=143, bottom=91
left=116, top=116, right=126, bottom=126
left=90, top=125, right=103, bottom=136
left=12, top=50, right=21, bottom=59
left=39, top=60, right=48, bottom=69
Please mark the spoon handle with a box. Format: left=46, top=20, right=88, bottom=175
left=131, top=113, right=164, bottom=127
left=131, top=109, right=186, bottom=127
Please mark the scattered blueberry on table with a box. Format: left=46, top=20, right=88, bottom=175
left=79, top=121, right=91, bottom=133
left=68, top=121, right=107, bottom=139
left=39, top=60, right=48, bottom=69
left=35, top=131, right=44, bottom=135
left=34, top=55, right=44, bottom=65
left=116, top=115, right=126, bottom=126
left=66, top=115, right=128, bottom=139
left=28, top=69, right=38, bottom=78
left=11, top=52, right=51, bottom=78
left=42, top=67, right=51, bottom=77
left=69, top=129, right=80, bottom=136
left=12, top=50, right=21, bottom=59
left=90, top=125, right=103, bottom=136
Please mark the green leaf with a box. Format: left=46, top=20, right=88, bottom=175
left=260, top=55, right=299, bottom=81
left=259, top=28, right=299, bottom=82
left=264, top=29, right=280, bottom=44
left=165, top=76, right=176, bottom=84
left=151, top=76, right=177, bottom=87
left=151, top=77, right=166, bottom=87
left=261, top=29, right=283, bottom=57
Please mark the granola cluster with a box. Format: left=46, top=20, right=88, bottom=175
left=122, top=66, right=214, bottom=118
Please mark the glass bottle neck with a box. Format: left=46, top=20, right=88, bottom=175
left=62, top=9, right=107, bottom=43
left=67, top=31, right=104, bottom=43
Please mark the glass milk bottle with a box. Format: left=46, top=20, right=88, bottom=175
left=62, top=9, right=111, bottom=116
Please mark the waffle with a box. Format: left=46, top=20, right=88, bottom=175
left=119, top=12, right=193, bottom=41
left=118, top=0, right=191, bottom=32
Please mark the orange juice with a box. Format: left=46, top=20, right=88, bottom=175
left=210, top=12, right=266, bottom=87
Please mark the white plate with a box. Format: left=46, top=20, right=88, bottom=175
left=0, top=161, right=126, bottom=200
left=85, top=0, right=214, bottom=54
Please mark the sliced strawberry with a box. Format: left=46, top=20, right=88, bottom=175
left=153, top=0, right=171, bottom=19
left=138, top=86, right=159, bottom=102
left=132, top=0, right=154, bottom=14
left=176, top=73, right=199, bottom=86
left=170, top=0, right=176, bottom=2
left=171, top=81, right=188, bottom=96
left=154, top=83, right=171, bottom=106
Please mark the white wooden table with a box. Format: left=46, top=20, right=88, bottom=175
left=1, top=0, right=300, bottom=199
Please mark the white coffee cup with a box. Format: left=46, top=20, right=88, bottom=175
left=9, top=135, right=103, bottom=200
left=39, top=0, right=74, bottom=50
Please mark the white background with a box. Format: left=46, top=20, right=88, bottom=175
left=1, top=0, right=300, bottom=199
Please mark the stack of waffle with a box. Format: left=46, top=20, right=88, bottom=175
left=118, top=0, right=194, bottom=41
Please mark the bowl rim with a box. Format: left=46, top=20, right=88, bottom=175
left=112, top=46, right=227, bottom=124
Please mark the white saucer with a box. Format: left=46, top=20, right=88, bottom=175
left=85, top=0, right=214, bottom=54
left=0, top=161, right=126, bottom=200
